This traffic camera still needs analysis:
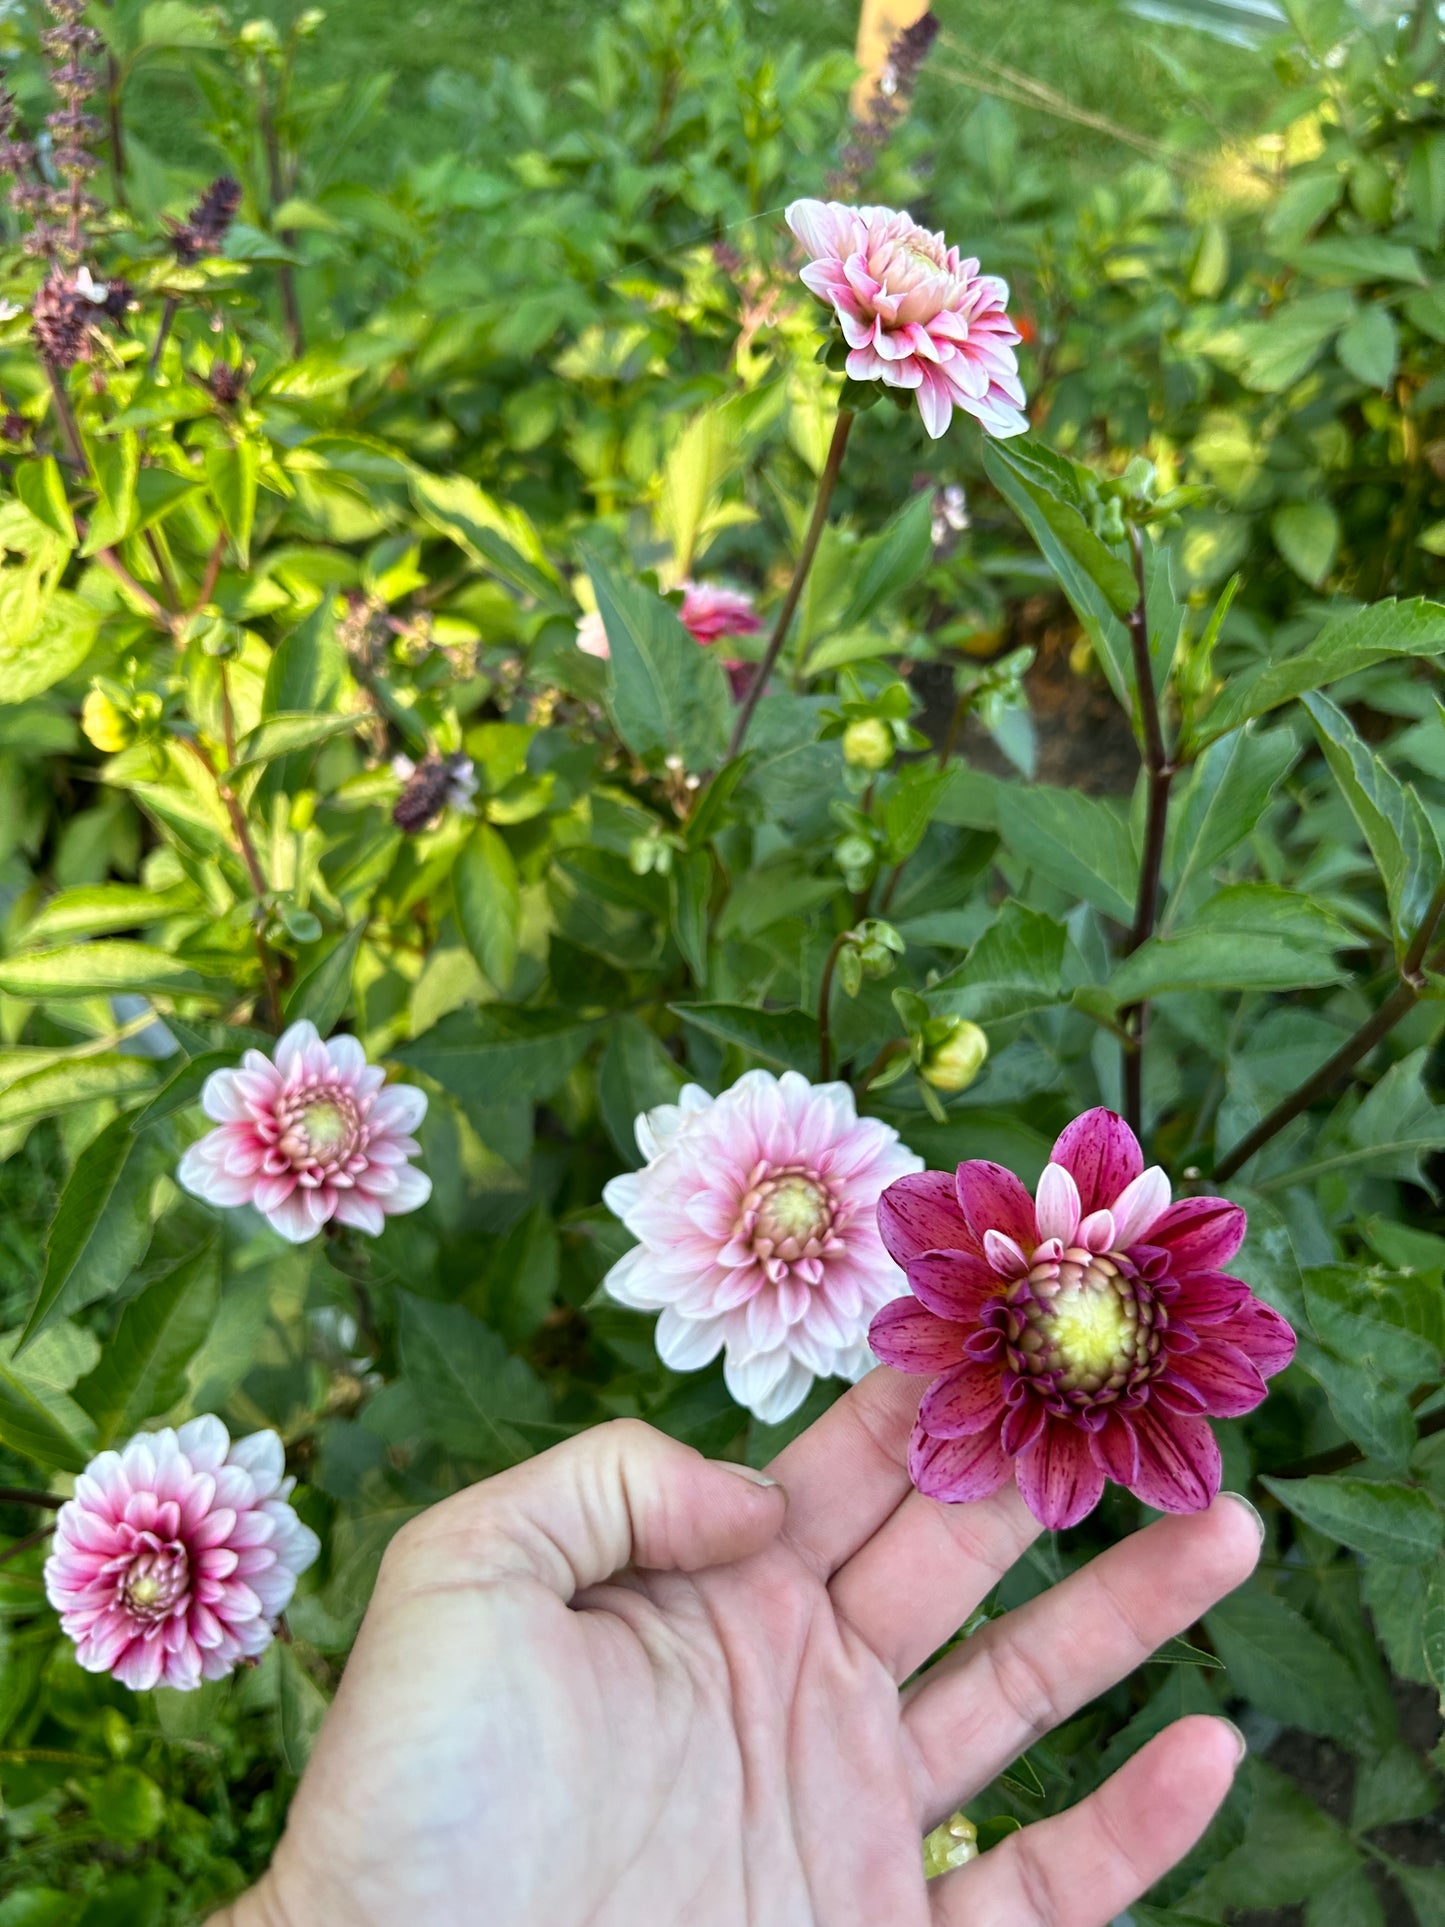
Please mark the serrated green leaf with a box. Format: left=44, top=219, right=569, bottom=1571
left=283, top=924, right=365, bottom=1034
left=0, top=1053, right=161, bottom=1129
left=23, top=881, right=197, bottom=943
left=396, top=1292, right=545, bottom=1466
left=205, top=439, right=259, bottom=566
left=1337, top=305, right=1400, bottom=388
left=395, top=1007, right=595, bottom=1105
left=1303, top=1263, right=1445, bottom=1385
left=14, top=456, right=76, bottom=545
left=1111, top=882, right=1349, bottom=1000
left=928, top=899, right=1068, bottom=1025
left=1272, top=502, right=1339, bottom=587
left=228, top=709, right=362, bottom=776
left=1262, top=1474, right=1443, bottom=1563
left=671, top=1002, right=819, bottom=1074
left=1165, top=724, right=1298, bottom=910
left=597, top=1014, right=687, bottom=1163
left=1206, top=1587, right=1371, bottom=1740
left=410, top=469, right=563, bottom=606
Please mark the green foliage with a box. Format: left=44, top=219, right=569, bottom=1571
left=1, top=0, right=1444, bottom=1918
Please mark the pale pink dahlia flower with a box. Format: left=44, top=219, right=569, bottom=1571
left=177, top=1019, right=430, bottom=1244
left=576, top=582, right=762, bottom=662
left=603, top=1070, right=922, bottom=1422
left=786, top=198, right=1028, bottom=440
left=871, top=1108, right=1295, bottom=1528
left=45, top=1418, right=319, bottom=1692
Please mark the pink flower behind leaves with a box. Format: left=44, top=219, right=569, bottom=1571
left=574, top=581, right=761, bottom=662
left=603, top=1070, right=923, bottom=1423
left=45, top=1418, right=319, bottom=1692
left=786, top=198, right=1028, bottom=441
left=870, top=1108, right=1295, bottom=1529
left=177, top=1019, right=430, bottom=1244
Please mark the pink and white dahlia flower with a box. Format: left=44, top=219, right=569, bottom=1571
left=786, top=198, right=1028, bottom=440
left=45, top=1418, right=319, bottom=1692
left=603, top=1070, right=922, bottom=1422
left=576, top=582, right=762, bottom=662
left=177, top=1019, right=430, bottom=1244
left=870, top=1108, right=1295, bottom=1528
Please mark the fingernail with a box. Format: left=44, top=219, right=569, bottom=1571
left=1219, top=1718, right=1247, bottom=1765
left=1221, top=1491, right=1265, bottom=1542
left=714, top=1461, right=780, bottom=1489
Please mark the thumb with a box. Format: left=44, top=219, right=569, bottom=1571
left=387, top=1418, right=787, bottom=1602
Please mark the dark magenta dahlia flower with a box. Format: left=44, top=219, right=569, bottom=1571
left=869, top=1107, right=1295, bottom=1529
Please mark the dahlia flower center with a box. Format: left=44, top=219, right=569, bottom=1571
left=1012, top=1247, right=1158, bottom=1398
left=744, top=1168, right=834, bottom=1262
left=279, top=1089, right=360, bottom=1167
left=121, top=1543, right=188, bottom=1623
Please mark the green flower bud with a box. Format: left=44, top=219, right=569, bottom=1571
left=923, top=1811, right=978, bottom=1879
left=834, top=833, right=875, bottom=879
left=920, top=1017, right=989, bottom=1093
left=842, top=718, right=894, bottom=772
left=857, top=938, right=897, bottom=980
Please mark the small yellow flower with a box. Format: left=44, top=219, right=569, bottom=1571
left=81, top=688, right=132, bottom=754
left=843, top=717, right=894, bottom=771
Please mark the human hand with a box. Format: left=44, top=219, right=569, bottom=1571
left=219, top=1370, right=1260, bottom=1927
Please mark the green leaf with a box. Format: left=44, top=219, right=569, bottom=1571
left=839, top=490, right=935, bottom=628
left=396, top=1292, right=545, bottom=1466
left=475, top=1203, right=560, bottom=1346
left=130, top=1049, right=237, bottom=1132
left=205, top=440, right=259, bottom=567
left=1165, top=725, right=1298, bottom=907
left=454, top=823, right=520, bottom=992
left=1206, top=1587, right=1372, bottom=1740
left=263, top=601, right=348, bottom=718
left=1261, top=1474, right=1443, bottom=1564
left=1423, top=1566, right=1445, bottom=1717
left=1189, top=598, right=1445, bottom=750
left=20, top=1114, right=170, bottom=1350
left=671, top=1002, right=819, bottom=1074
left=1110, top=883, right=1349, bottom=1001
left=585, top=552, right=731, bottom=772
left=228, top=709, right=362, bottom=776
left=1305, top=1867, right=1385, bottom=1927
left=0, top=588, right=101, bottom=704
left=1337, top=305, right=1400, bottom=388
left=0, top=942, right=225, bottom=999
left=0, top=1323, right=97, bottom=1472
left=131, top=466, right=202, bottom=535
left=1272, top=502, right=1340, bottom=587
left=928, top=900, right=1068, bottom=1025
left=1230, top=290, right=1356, bottom=392
left=14, top=456, right=76, bottom=545
left=73, top=1243, right=221, bottom=1446
left=23, top=881, right=196, bottom=943
left=982, top=438, right=1134, bottom=710
left=283, top=924, right=365, bottom=1035
left=81, top=432, right=139, bottom=554
left=597, top=1014, right=686, bottom=1162
left=0, top=1053, right=160, bottom=1129
left=1296, top=1339, right=1416, bottom=1471
left=962, top=775, right=1138, bottom=924
left=410, top=469, right=564, bottom=606
left=880, top=764, right=952, bottom=865
left=276, top=1642, right=330, bottom=1773
left=1302, top=691, right=1442, bottom=944
left=395, top=1007, right=596, bottom=1105
left=1304, top=1264, right=1445, bottom=1385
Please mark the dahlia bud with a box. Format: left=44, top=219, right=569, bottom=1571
left=81, top=687, right=132, bottom=753
left=843, top=717, right=895, bottom=771
left=923, top=1811, right=978, bottom=1879
left=920, top=1016, right=989, bottom=1093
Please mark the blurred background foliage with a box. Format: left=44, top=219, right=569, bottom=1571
left=0, top=0, right=1444, bottom=1921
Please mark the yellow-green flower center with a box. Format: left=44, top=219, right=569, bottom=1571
left=1048, top=1283, right=1134, bottom=1379
left=756, top=1175, right=829, bottom=1247
left=302, top=1098, right=350, bottom=1156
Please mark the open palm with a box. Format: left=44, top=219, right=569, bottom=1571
left=227, top=1369, right=1258, bottom=1927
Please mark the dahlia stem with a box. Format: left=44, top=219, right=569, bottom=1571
left=728, top=408, right=855, bottom=761
left=1119, top=525, right=1175, bottom=1138
left=0, top=1487, right=61, bottom=1510
left=181, top=734, right=284, bottom=1030
left=1213, top=873, right=1445, bottom=1183
left=817, top=929, right=849, bottom=1082
left=0, top=1526, right=50, bottom=1569
left=149, top=296, right=178, bottom=376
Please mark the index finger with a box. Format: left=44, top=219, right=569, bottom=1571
left=765, top=1366, right=922, bottom=1576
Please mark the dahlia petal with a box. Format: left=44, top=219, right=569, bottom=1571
left=1034, top=1164, right=1082, bottom=1246
left=1171, top=1272, right=1251, bottom=1324
left=273, top=1020, right=321, bottom=1078
left=914, top=364, right=954, bottom=439
left=200, top=1069, right=251, bottom=1124
left=332, top=1190, right=386, bottom=1237
left=1110, top=1166, right=1172, bottom=1249
left=1210, top=1298, right=1297, bottom=1378
left=370, top=1083, right=428, bottom=1135
left=918, top=1363, right=1005, bottom=1439
left=323, top=1032, right=367, bottom=1079
left=1167, top=1339, right=1270, bottom=1418
left=982, top=1230, right=1030, bottom=1278
left=908, top=1424, right=1014, bottom=1505
left=904, top=1249, right=1004, bottom=1320
left=1078, top=1209, right=1117, bottom=1254
left=1126, top=1406, right=1221, bottom=1514
left=656, top=1306, right=725, bottom=1371
left=1051, top=1109, right=1143, bottom=1216
left=1091, top=1410, right=1141, bottom=1485
left=725, top=1348, right=809, bottom=1424
left=878, top=1171, right=977, bottom=1265
left=955, top=1160, right=1037, bottom=1251
left=1015, top=1416, right=1107, bottom=1529
left=226, top=1430, right=285, bottom=1497
left=263, top=1189, right=325, bottom=1244
left=1149, top=1198, right=1247, bottom=1274
left=869, top=1296, right=968, bottom=1374
left=999, top=1395, right=1046, bottom=1457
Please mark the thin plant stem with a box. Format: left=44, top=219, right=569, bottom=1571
left=93, top=546, right=173, bottom=629
left=181, top=734, right=283, bottom=1028
left=0, top=1487, right=61, bottom=1510
left=43, top=362, right=86, bottom=468
left=0, top=1527, right=50, bottom=1570
left=143, top=529, right=180, bottom=611
left=104, top=51, right=127, bottom=210
left=257, top=68, right=303, bottom=356
left=148, top=296, right=178, bottom=376
left=1119, top=526, right=1174, bottom=1137
left=187, top=532, right=227, bottom=625
left=816, top=930, right=848, bottom=1082
left=728, top=409, right=854, bottom=761
left=1213, top=876, right=1445, bottom=1183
